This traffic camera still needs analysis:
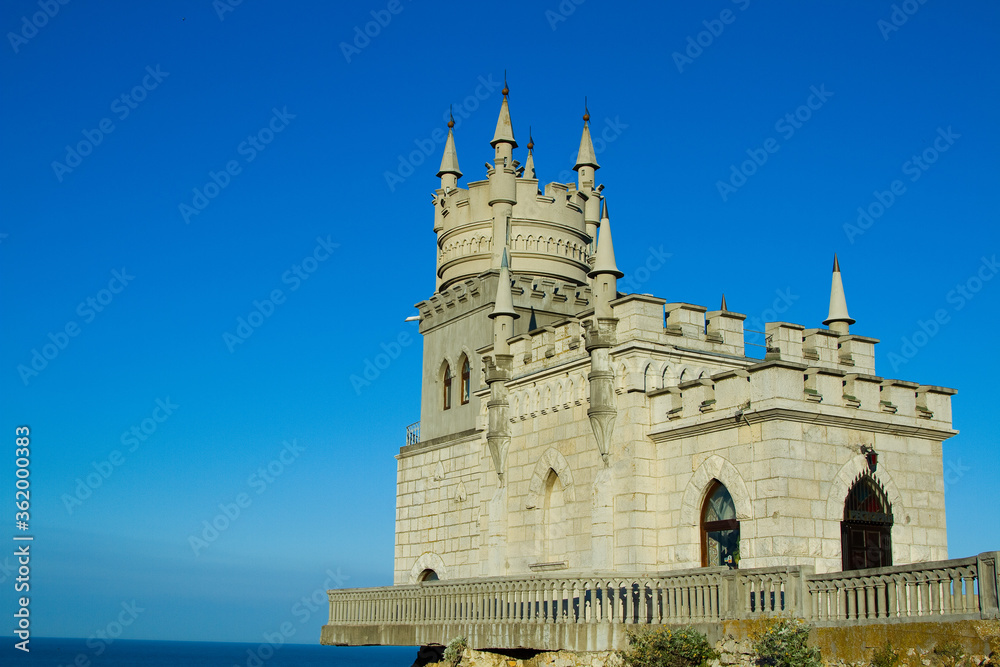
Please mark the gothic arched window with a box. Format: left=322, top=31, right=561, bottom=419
left=701, top=480, right=740, bottom=567
left=841, top=471, right=893, bottom=570
left=460, top=356, right=471, bottom=405
left=443, top=364, right=452, bottom=410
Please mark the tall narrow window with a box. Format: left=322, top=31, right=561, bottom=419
left=443, top=364, right=452, bottom=410
left=461, top=357, right=471, bottom=405
left=841, top=471, right=893, bottom=570
left=701, top=481, right=740, bottom=567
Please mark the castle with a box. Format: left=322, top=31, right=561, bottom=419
left=392, top=83, right=955, bottom=588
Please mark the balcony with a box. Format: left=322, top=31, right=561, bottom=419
left=405, top=421, right=420, bottom=447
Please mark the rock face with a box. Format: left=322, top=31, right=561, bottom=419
left=422, top=629, right=1000, bottom=667
left=429, top=648, right=622, bottom=667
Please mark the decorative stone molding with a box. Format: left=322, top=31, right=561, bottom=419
left=825, top=454, right=905, bottom=523
left=525, top=448, right=576, bottom=509
left=680, top=454, right=754, bottom=525
left=408, top=552, right=448, bottom=584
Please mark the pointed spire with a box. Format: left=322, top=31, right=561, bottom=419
left=823, top=253, right=855, bottom=333
left=720, top=294, right=728, bottom=311
left=574, top=98, right=599, bottom=171
left=528, top=307, right=537, bottom=331
left=489, top=249, right=519, bottom=320
left=437, top=107, right=462, bottom=179
left=589, top=200, right=623, bottom=278
left=523, top=128, right=536, bottom=179
left=490, top=74, right=517, bottom=148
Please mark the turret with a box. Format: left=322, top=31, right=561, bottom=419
left=823, top=254, right=856, bottom=335
left=489, top=77, right=517, bottom=269
left=437, top=109, right=462, bottom=191
left=489, top=250, right=519, bottom=354
left=485, top=250, right=518, bottom=484
left=522, top=130, right=536, bottom=180
left=584, top=198, right=622, bottom=465
left=574, top=101, right=602, bottom=262
left=589, top=200, right=623, bottom=319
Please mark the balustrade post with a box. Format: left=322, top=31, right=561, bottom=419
left=977, top=552, right=1000, bottom=619
left=963, top=570, right=976, bottom=613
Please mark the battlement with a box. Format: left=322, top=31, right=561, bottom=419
left=612, top=295, right=747, bottom=358
left=434, top=176, right=593, bottom=290
left=417, top=272, right=592, bottom=334
left=647, top=358, right=956, bottom=436
left=765, top=322, right=879, bottom=375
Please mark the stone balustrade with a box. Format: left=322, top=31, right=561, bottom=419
left=321, top=552, right=999, bottom=651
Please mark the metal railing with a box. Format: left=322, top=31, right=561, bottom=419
left=405, top=421, right=420, bottom=446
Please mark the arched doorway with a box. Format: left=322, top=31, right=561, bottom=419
left=701, top=480, right=740, bottom=567
left=841, top=471, right=893, bottom=570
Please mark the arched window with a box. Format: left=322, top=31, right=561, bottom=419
left=842, top=471, right=893, bottom=570
left=701, top=480, right=740, bottom=567
left=443, top=364, right=452, bottom=410
left=460, top=356, right=471, bottom=405
left=417, top=569, right=439, bottom=582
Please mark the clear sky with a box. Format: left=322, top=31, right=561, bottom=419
left=1, top=0, right=998, bottom=647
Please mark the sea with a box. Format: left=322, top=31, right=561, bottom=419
left=2, top=638, right=419, bottom=666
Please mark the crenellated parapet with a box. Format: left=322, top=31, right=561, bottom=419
left=433, top=178, right=592, bottom=290
left=647, top=357, right=956, bottom=438
left=416, top=274, right=591, bottom=335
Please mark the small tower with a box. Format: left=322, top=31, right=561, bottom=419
left=489, top=77, right=517, bottom=269
left=484, top=250, right=519, bottom=483
left=823, top=254, right=856, bottom=335
left=522, top=129, right=536, bottom=180
left=590, top=200, right=623, bottom=319
left=437, top=109, right=462, bottom=191
left=585, top=199, right=622, bottom=464
left=574, top=101, right=602, bottom=262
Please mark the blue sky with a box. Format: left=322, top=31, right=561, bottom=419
left=1, top=0, right=998, bottom=647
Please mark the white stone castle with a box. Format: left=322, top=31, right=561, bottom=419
left=393, top=82, right=954, bottom=589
